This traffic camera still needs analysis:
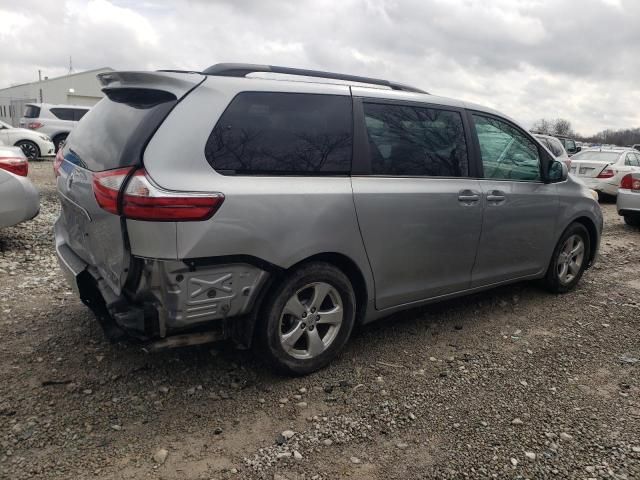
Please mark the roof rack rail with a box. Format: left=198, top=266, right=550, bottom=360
left=201, top=63, right=427, bottom=94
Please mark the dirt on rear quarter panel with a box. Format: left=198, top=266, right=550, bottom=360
left=0, top=162, right=638, bottom=479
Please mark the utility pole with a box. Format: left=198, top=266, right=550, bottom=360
left=38, top=70, right=42, bottom=81
left=69, top=56, right=73, bottom=74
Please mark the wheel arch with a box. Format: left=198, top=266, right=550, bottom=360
left=290, top=252, right=369, bottom=325
left=238, top=252, right=370, bottom=350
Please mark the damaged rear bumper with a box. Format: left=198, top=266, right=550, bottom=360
left=55, top=239, right=269, bottom=343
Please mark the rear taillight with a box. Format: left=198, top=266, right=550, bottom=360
left=53, top=148, right=64, bottom=178
left=92, top=168, right=224, bottom=221
left=0, top=157, right=28, bottom=177
left=597, top=168, right=615, bottom=178
left=620, top=174, right=640, bottom=191
left=27, top=122, right=43, bottom=129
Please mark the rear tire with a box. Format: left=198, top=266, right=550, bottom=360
left=256, top=262, right=356, bottom=376
left=15, top=140, right=40, bottom=160
left=543, top=223, right=591, bottom=294
left=624, top=215, right=640, bottom=227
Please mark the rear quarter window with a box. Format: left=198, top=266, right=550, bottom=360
left=205, top=92, right=352, bottom=175
left=23, top=105, right=40, bottom=118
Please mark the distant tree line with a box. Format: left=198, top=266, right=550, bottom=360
left=578, top=127, right=640, bottom=146
left=531, top=118, right=575, bottom=137
left=532, top=117, right=640, bottom=146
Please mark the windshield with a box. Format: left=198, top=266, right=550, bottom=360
left=571, top=150, right=620, bottom=162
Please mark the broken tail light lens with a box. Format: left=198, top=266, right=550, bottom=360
left=93, top=168, right=224, bottom=221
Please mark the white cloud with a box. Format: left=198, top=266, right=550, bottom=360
left=1, top=0, right=639, bottom=135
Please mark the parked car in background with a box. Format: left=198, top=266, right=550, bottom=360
left=534, top=133, right=571, bottom=168
left=632, top=144, right=640, bottom=152
left=20, top=103, right=90, bottom=152
left=0, top=120, right=55, bottom=160
left=569, top=148, right=640, bottom=197
left=54, top=64, right=602, bottom=375
left=557, top=135, right=581, bottom=156
left=617, top=173, right=640, bottom=226
left=0, top=145, right=39, bottom=228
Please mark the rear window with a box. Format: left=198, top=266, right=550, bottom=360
left=64, top=90, right=176, bottom=172
left=205, top=92, right=352, bottom=175
left=23, top=105, right=40, bottom=118
left=539, top=136, right=566, bottom=158
left=571, top=151, right=621, bottom=162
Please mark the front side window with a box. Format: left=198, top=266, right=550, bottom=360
left=363, top=103, right=468, bottom=176
left=206, top=92, right=352, bottom=175
left=473, top=114, right=541, bottom=181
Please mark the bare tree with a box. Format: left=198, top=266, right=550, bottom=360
left=531, top=118, right=553, bottom=134
left=531, top=118, right=574, bottom=137
left=553, top=118, right=573, bottom=137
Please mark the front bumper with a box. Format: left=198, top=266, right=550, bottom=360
left=55, top=238, right=268, bottom=338
left=40, top=140, right=55, bottom=157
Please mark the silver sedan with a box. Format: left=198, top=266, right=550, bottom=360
left=617, top=172, right=640, bottom=226
left=0, top=145, right=39, bottom=228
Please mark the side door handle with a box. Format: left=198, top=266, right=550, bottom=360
left=458, top=189, right=481, bottom=205
left=486, top=190, right=506, bottom=204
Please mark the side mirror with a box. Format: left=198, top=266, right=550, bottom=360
left=576, top=146, right=582, bottom=153
left=548, top=160, right=568, bottom=182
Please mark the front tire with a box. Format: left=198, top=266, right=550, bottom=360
left=624, top=215, right=640, bottom=227
left=16, top=140, right=40, bottom=160
left=543, top=223, right=591, bottom=293
left=256, top=262, right=356, bottom=375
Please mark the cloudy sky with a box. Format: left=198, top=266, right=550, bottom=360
left=1, top=0, right=638, bottom=135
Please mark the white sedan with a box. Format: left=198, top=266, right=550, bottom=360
left=0, top=145, right=39, bottom=227
left=569, top=148, right=640, bottom=197
left=0, top=120, right=55, bottom=160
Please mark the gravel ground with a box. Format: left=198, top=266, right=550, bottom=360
left=1, top=162, right=639, bottom=480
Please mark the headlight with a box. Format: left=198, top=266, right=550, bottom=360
left=589, top=189, right=599, bottom=201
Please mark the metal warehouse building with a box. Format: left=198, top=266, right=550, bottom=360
left=0, top=67, right=113, bottom=126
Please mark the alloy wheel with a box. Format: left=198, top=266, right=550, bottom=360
left=19, top=142, right=38, bottom=160
left=279, top=282, right=344, bottom=360
left=556, top=234, right=585, bottom=284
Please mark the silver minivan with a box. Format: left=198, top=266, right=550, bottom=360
left=54, top=64, right=602, bottom=374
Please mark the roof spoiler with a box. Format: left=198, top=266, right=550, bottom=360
left=200, top=63, right=428, bottom=94
left=97, top=71, right=206, bottom=102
